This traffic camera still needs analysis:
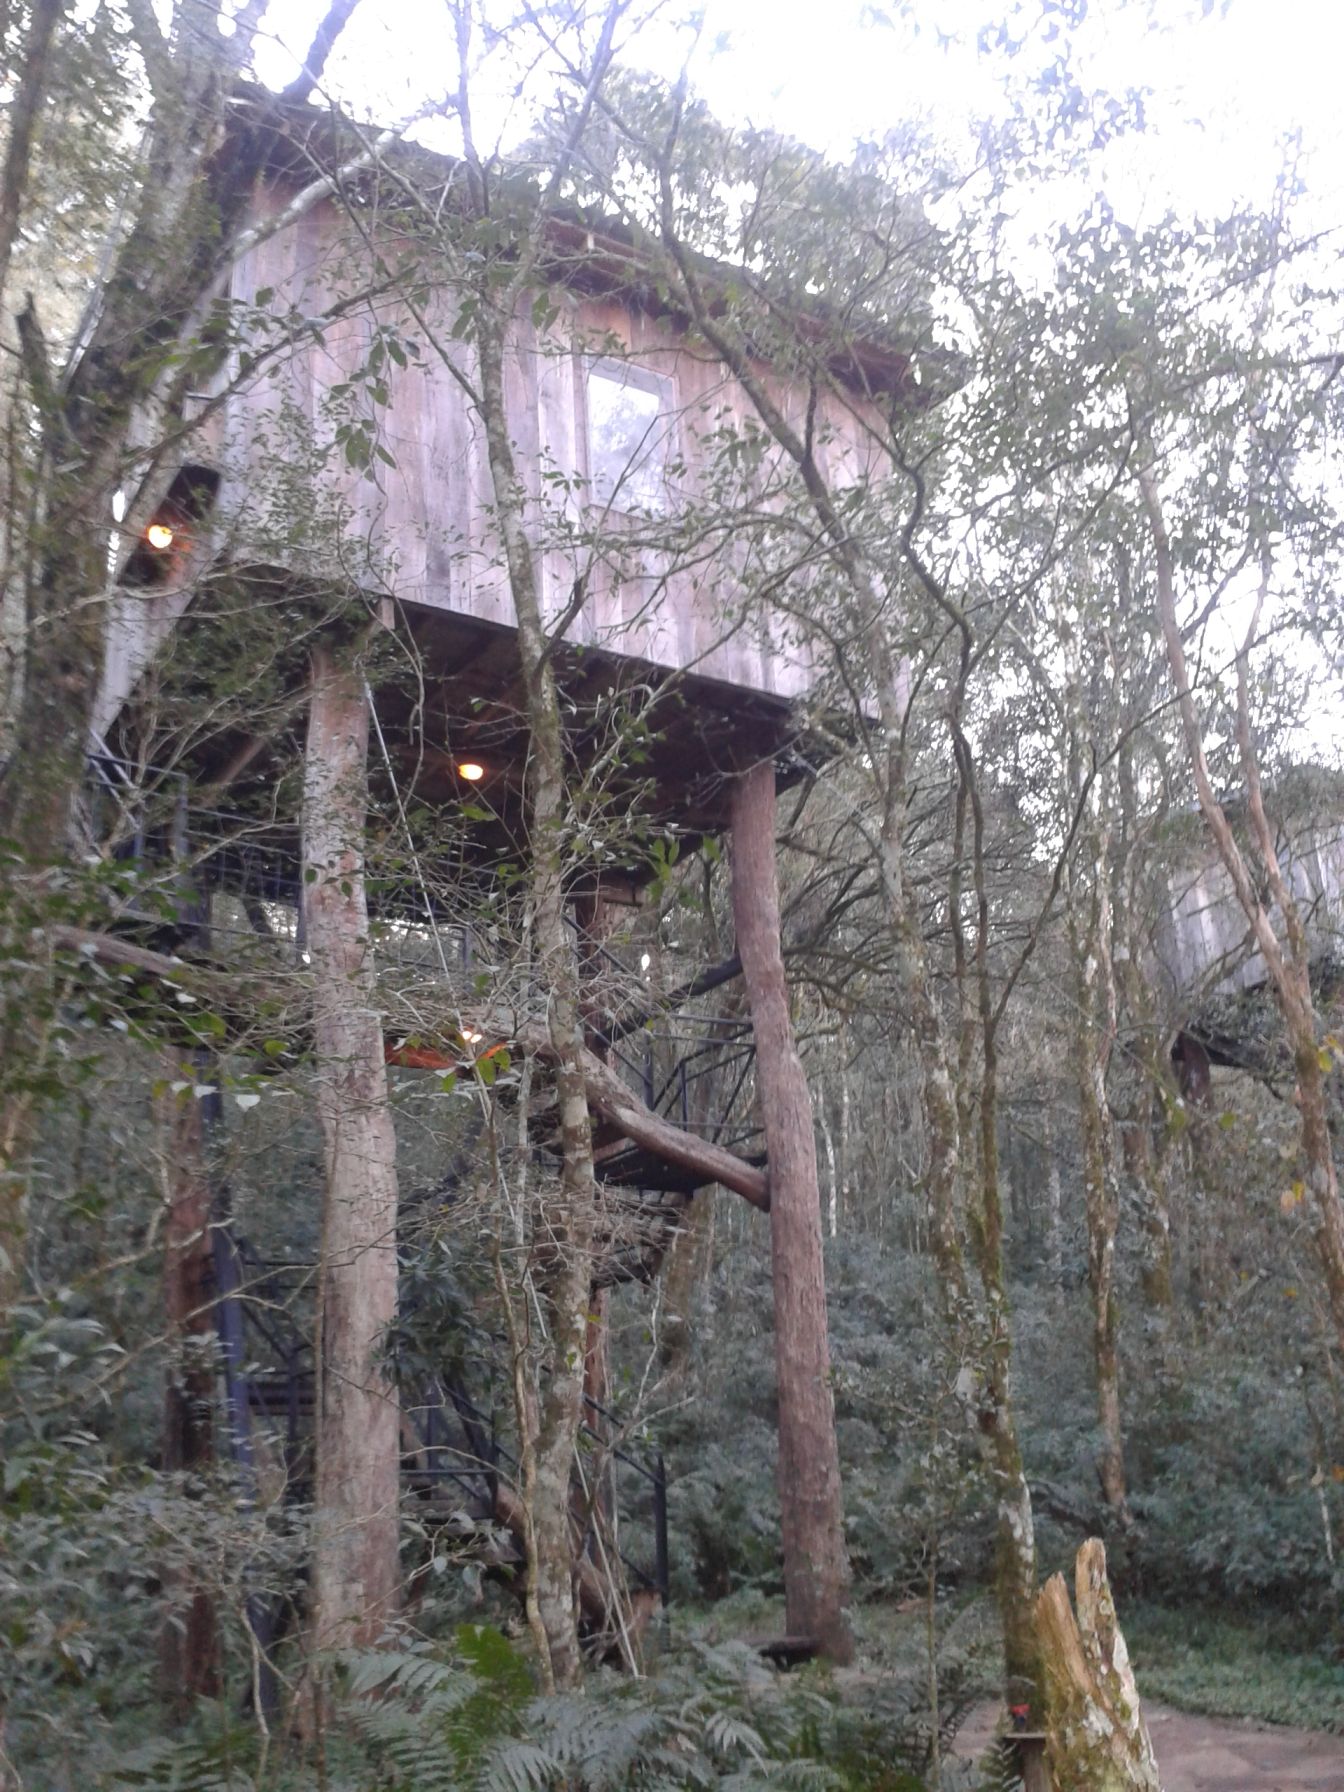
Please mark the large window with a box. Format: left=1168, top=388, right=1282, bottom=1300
left=585, top=360, right=675, bottom=513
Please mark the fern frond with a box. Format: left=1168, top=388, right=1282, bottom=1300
left=473, top=1736, right=563, bottom=1792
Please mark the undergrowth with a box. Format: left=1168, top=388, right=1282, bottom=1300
left=1125, top=1603, right=1344, bottom=1733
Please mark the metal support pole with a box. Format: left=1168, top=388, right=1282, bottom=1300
left=200, top=1084, right=279, bottom=1719
left=653, top=1451, right=670, bottom=1609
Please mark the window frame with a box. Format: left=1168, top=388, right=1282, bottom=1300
left=581, top=356, right=678, bottom=518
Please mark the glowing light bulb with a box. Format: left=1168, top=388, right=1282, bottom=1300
left=146, top=522, right=175, bottom=550
left=457, top=761, right=485, bottom=782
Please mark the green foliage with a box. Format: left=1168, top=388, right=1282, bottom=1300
left=342, top=1637, right=854, bottom=1791
left=105, top=1709, right=258, bottom=1790
left=1125, top=1604, right=1344, bottom=1733
left=98, top=1635, right=946, bottom=1791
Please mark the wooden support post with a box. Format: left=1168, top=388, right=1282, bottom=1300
left=304, top=647, right=402, bottom=1658
left=729, top=757, right=853, bottom=1664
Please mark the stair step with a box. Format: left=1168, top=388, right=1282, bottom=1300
left=247, top=1378, right=315, bottom=1415
left=592, top=1140, right=715, bottom=1194
left=752, top=1635, right=820, bottom=1669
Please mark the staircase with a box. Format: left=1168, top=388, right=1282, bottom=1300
left=209, top=1230, right=670, bottom=1602
left=81, top=754, right=761, bottom=1670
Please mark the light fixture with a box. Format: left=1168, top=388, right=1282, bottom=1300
left=146, top=522, right=175, bottom=550
left=456, top=760, right=485, bottom=782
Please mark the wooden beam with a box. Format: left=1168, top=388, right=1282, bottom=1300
left=389, top=1027, right=770, bottom=1211
left=538, top=1028, right=769, bottom=1213
left=47, top=926, right=769, bottom=1212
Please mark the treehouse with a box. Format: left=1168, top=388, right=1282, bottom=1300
left=1154, top=793, right=1344, bottom=1080
left=89, top=121, right=908, bottom=1670
left=98, top=146, right=908, bottom=875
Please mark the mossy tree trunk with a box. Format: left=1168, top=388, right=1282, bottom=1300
left=474, top=308, right=597, bottom=1692
left=1059, top=616, right=1131, bottom=1526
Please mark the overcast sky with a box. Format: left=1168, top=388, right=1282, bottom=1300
left=251, top=0, right=1344, bottom=748
left=256, top=0, right=1344, bottom=236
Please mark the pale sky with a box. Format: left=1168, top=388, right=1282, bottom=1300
left=249, top=0, right=1344, bottom=755
left=254, top=0, right=1344, bottom=237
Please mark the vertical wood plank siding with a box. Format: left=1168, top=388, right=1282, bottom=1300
left=190, top=192, right=886, bottom=701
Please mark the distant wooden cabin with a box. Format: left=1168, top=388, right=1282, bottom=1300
left=98, top=153, right=909, bottom=858
left=1153, top=804, right=1344, bottom=1005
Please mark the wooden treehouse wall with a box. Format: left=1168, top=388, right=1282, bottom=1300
left=1153, top=810, right=1344, bottom=1005
left=98, top=183, right=887, bottom=735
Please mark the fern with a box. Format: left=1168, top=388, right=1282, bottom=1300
left=104, top=1729, right=257, bottom=1791
left=973, top=1740, right=1021, bottom=1792
left=176, top=1628, right=948, bottom=1792
left=473, top=1737, right=563, bottom=1792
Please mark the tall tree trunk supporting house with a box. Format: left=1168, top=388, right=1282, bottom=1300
left=304, top=648, right=402, bottom=1661
left=155, top=1070, right=220, bottom=1713
left=730, top=758, right=853, bottom=1664
left=1035, top=1540, right=1161, bottom=1792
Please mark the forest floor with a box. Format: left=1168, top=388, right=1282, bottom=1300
left=953, top=1702, right=1344, bottom=1790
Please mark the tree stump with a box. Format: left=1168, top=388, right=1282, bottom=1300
left=1034, top=1539, right=1162, bottom=1791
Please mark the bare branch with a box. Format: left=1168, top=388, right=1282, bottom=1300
left=0, top=0, right=63, bottom=303
left=281, top=0, right=365, bottom=104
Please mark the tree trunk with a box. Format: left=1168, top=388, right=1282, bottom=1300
left=658, top=1194, right=711, bottom=1382
left=155, top=1069, right=220, bottom=1713
left=476, top=314, right=595, bottom=1693
left=875, top=722, right=1041, bottom=1708
left=1115, top=741, right=1175, bottom=1319
left=1140, top=446, right=1344, bottom=1356
left=730, top=758, right=853, bottom=1663
left=304, top=648, right=402, bottom=1659
left=1044, top=1111, right=1064, bottom=1294
left=1059, top=653, right=1130, bottom=1525
left=1121, top=1077, right=1175, bottom=1316
left=1068, top=887, right=1131, bottom=1525
left=1035, top=1540, right=1161, bottom=1792
left=1076, top=1036, right=1129, bottom=1521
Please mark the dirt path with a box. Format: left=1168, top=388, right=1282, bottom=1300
left=954, top=1701, right=1344, bottom=1790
